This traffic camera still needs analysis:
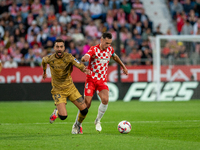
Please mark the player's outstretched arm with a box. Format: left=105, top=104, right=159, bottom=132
left=82, top=67, right=91, bottom=75
left=81, top=54, right=90, bottom=62
left=112, top=54, right=128, bottom=75
left=41, top=57, right=47, bottom=80
left=0, top=62, right=2, bottom=73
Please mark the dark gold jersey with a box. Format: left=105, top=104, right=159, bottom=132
left=42, top=53, right=85, bottom=91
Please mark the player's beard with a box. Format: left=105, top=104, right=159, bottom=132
left=56, top=51, right=64, bottom=58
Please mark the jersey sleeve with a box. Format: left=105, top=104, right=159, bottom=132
left=70, top=55, right=85, bottom=72
left=111, top=47, right=115, bottom=56
left=42, top=56, right=49, bottom=70
left=86, top=46, right=95, bottom=57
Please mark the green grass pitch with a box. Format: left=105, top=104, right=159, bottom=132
left=0, top=100, right=200, bottom=150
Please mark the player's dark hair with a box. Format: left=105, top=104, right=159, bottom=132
left=102, top=32, right=112, bottom=39
left=54, top=39, right=65, bottom=46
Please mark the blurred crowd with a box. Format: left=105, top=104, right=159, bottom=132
left=162, top=0, right=200, bottom=65
left=0, top=0, right=199, bottom=69
left=0, top=0, right=157, bottom=68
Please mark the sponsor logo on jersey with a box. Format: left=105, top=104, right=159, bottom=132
left=74, top=58, right=80, bottom=64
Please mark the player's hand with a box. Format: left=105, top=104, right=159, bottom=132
left=43, top=73, right=47, bottom=80
left=83, top=68, right=91, bottom=75
left=123, top=67, right=128, bottom=75
left=81, top=55, right=90, bottom=62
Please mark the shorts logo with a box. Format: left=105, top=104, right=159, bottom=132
left=87, top=89, right=91, bottom=94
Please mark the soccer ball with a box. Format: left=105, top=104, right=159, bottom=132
left=118, top=120, right=131, bottom=134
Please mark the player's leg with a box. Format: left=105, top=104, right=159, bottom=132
left=50, top=93, right=68, bottom=123
left=73, top=79, right=95, bottom=133
left=71, top=97, right=88, bottom=134
left=68, top=87, right=89, bottom=134
left=95, top=89, right=109, bottom=132
left=73, top=95, right=93, bottom=133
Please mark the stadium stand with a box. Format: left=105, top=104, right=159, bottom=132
left=0, top=0, right=199, bottom=68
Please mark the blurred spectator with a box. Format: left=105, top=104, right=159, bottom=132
left=16, top=37, right=25, bottom=50
left=51, top=20, right=62, bottom=36
left=0, top=25, right=5, bottom=38
left=18, top=23, right=26, bottom=37
left=127, top=47, right=141, bottom=65
left=20, top=41, right=29, bottom=57
left=71, top=9, right=82, bottom=27
left=31, top=0, right=42, bottom=18
left=36, top=10, right=47, bottom=27
left=141, top=47, right=152, bottom=65
left=104, top=10, right=114, bottom=29
left=78, top=0, right=90, bottom=12
left=27, top=20, right=40, bottom=35
left=132, top=0, right=143, bottom=14
left=20, top=0, right=30, bottom=22
left=8, top=2, right=19, bottom=20
left=101, top=0, right=109, bottom=22
left=82, top=11, right=92, bottom=25
left=71, top=28, right=85, bottom=44
left=120, top=27, right=129, bottom=43
left=44, top=40, right=54, bottom=55
left=181, top=19, right=193, bottom=35
left=188, top=9, right=197, bottom=26
left=109, top=0, right=121, bottom=10
left=193, top=18, right=200, bottom=35
left=183, top=0, right=194, bottom=15
left=26, top=12, right=34, bottom=27
left=0, top=0, right=8, bottom=16
left=12, top=48, right=22, bottom=63
left=82, top=40, right=93, bottom=56
left=47, top=10, right=57, bottom=26
left=59, top=11, right=71, bottom=25
left=1, top=48, right=11, bottom=63
left=66, top=0, right=77, bottom=15
left=4, top=56, right=18, bottom=68
left=3, top=30, right=10, bottom=46
left=85, top=20, right=99, bottom=38
left=170, top=0, right=183, bottom=19
left=62, top=0, right=70, bottom=9
left=125, top=39, right=135, bottom=56
left=153, top=25, right=163, bottom=36
left=117, top=8, right=127, bottom=28
left=42, top=0, right=55, bottom=16
left=142, top=28, right=153, bottom=41
left=55, top=0, right=65, bottom=17
left=14, top=28, right=21, bottom=42
left=121, top=0, right=131, bottom=15
left=89, top=0, right=102, bottom=20
left=128, top=9, right=138, bottom=27
left=195, top=0, right=200, bottom=17
left=67, top=41, right=80, bottom=59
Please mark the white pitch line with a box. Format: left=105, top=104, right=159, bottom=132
left=0, top=120, right=200, bottom=126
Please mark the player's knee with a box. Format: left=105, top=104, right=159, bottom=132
left=58, top=114, right=68, bottom=120
left=101, top=98, right=109, bottom=105
left=80, top=108, right=88, bottom=116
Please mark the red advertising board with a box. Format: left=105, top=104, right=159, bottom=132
left=0, top=65, right=200, bottom=83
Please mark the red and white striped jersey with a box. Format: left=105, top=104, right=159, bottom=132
left=86, top=44, right=114, bottom=81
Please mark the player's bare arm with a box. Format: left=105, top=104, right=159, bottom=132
left=82, top=66, right=91, bottom=75
left=0, top=63, right=2, bottom=73
left=81, top=54, right=90, bottom=62
left=42, top=57, right=47, bottom=80
left=112, top=54, right=128, bottom=75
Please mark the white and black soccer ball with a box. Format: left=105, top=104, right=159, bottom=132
left=118, top=120, right=131, bottom=134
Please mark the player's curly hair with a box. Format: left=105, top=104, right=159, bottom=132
left=102, top=32, right=112, bottom=39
